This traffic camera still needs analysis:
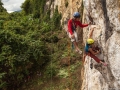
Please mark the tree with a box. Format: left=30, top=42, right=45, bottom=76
left=21, top=0, right=33, bottom=14
left=0, top=0, right=7, bottom=12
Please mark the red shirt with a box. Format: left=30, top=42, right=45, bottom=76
left=68, top=19, right=88, bottom=35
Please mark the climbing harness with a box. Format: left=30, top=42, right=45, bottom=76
left=71, top=19, right=76, bottom=50
left=72, top=19, right=76, bottom=32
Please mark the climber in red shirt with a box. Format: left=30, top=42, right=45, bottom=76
left=68, top=12, right=89, bottom=54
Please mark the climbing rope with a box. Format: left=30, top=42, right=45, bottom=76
left=68, top=41, right=73, bottom=90
left=71, top=42, right=74, bottom=50
left=83, top=0, right=95, bottom=54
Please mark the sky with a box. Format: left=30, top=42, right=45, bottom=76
left=1, top=0, right=25, bottom=13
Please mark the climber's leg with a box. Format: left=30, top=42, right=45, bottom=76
left=88, top=52, right=107, bottom=66
left=69, top=31, right=82, bottom=53
left=83, top=53, right=86, bottom=62
left=89, top=52, right=100, bottom=63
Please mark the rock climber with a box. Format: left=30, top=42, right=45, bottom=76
left=83, top=27, right=107, bottom=66
left=68, top=12, right=90, bottom=54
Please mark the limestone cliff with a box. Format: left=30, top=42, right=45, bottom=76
left=81, top=0, right=120, bottom=90
left=48, top=0, right=120, bottom=90
left=46, top=0, right=83, bottom=31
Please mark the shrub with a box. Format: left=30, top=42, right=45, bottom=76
left=65, top=1, right=69, bottom=8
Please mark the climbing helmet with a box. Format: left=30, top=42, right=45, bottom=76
left=73, top=12, right=80, bottom=18
left=87, top=39, right=94, bottom=44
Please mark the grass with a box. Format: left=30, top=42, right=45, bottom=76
left=20, top=49, right=83, bottom=90
left=20, top=66, right=82, bottom=90
left=20, top=52, right=83, bottom=90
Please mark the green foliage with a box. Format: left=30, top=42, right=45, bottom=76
left=44, top=64, right=58, bottom=78
left=41, top=22, right=51, bottom=33
left=49, top=35, right=59, bottom=43
left=65, top=1, right=69, bottom=8
left=0, top=26, right=49, bottom=89
left=0, top=20, right=4, bottom=29
left=0, top=73, right=7, bottom=88
left=21, top=0, right=46, bottom=17
left=21, top=0, right=33, bottom=14
left=51, top=6, right=62, bottom=30
left=58, top=69, right=69, bottom=78
left=43, top=10, right=51, bottom=21
left=0, top=14, right=49, bottom=89
left=62, top=49, right=76, bottom=58
left=0, top=0, right=62, bottom=89
left=0, top=0, right=7, bottom=12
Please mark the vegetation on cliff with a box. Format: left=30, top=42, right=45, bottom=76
left=0, top=0, right=83, bottom=90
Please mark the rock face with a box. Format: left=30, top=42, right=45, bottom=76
left=46, top=0, right=83, bottom=31
left=82, top=0, right=120, bottom=90
left=48, top=0, right=120, bottom=90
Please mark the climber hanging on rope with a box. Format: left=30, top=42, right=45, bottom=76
left=83, top=27, right=107, bottom=66
left=67, top=12, right=90, bottom=54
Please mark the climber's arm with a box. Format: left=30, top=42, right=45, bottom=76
left=89, top=48, right=100, bottom=55
left=76, top=21, right=89, bottom=28
left=88, top=27, right=95, bottom=39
